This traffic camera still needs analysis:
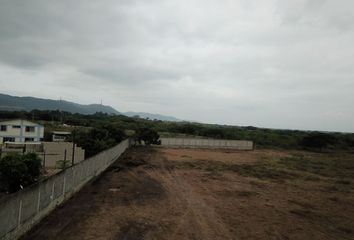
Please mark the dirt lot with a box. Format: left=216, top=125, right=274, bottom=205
left=22, top=147, right=354, bottom=240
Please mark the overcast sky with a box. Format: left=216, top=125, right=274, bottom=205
left=0, top=0, right=353, bottom=132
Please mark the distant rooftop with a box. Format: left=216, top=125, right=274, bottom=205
left=52, top=131, right=71, bottom=135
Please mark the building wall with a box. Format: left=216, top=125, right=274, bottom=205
left=41, top=142, right=85, bottom=168
left=0, top=142, right=85, bottom=169
left=0, top=139, right=130, bottom=240
left=0, top=120, right=44, bottom=143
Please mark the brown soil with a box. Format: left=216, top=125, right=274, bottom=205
left=21, top=147, right=354, bottom=240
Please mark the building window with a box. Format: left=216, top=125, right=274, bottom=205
left=25, top=126, right=35, bottom=132
left=3, top=137, right=15, bottom=142
left=0, top=125, right=7, bottom=131
left=12, top=125, right=21, bottom=129
left=25, top=138, right=34, bottom=142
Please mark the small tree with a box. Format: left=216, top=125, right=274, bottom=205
left=134, top=127, right=161, bottom=146
left=22, top=152, right=42, bottom=182
left=71, top=125, right=126, bottom=158
left=56, top=159, right=71, bottom=170
left=0, top=152, right=42, bottom=193
left=300, top=133, right=337, bottom=151
left=0, top=154, right=28, bottom=193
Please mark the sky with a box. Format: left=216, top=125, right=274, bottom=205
left=0, top=0, right=353, bottom=132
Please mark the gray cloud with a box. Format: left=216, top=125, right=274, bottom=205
left=0, top=0, right=353, bottom=132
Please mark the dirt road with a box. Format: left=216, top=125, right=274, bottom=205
left=22, top=147, right=354, bottom=240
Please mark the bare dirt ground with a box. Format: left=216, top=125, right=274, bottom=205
left=22, top=147, right=354, bottom=240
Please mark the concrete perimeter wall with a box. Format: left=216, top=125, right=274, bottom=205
left=0, top=139, right=130, bottom=240
left=160, top=138, right=253, bottom=150
left=42, top=142, right=85, bottom=168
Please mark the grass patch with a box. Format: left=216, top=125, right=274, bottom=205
left=170, top=152, right=354, bottom=183
left=230, top=164, right=299, bottom=180
left=172, top=158, right=299, bottom=180
left=278, top=154, right=354, bottom=179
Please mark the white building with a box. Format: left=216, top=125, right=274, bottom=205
left=0, top=119, right=44, bottom=143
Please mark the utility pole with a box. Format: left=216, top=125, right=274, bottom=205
left=59, top=96, right=63, bottom=123
left=43, top=150, right=46, bottom=169
left=63, top=149, right=67, bottom=169
left=71, top=129, right=76, bottom=166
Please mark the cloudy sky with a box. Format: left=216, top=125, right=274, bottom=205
left=0, top=0, right=353, bottom=132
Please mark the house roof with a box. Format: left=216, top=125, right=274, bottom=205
left=0, top=119, right=43, bottom=127
left=52, top=131, right=71, bottom=135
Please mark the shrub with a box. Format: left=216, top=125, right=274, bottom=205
left=22, top=152, right=42, bottom=181
left=0, top=153, right=42, bottom=193
left=300, top=132, right=337, bottom=151
left=72, top=124, right=126, bottom=157
left=134, top=127, right=161, bottom=145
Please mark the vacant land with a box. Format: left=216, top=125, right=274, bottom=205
left=22, top=147, right=354, bottom=240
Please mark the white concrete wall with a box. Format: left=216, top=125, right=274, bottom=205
left=0, top=142, right=85, bottom=169
left=160, top=138, right=253, bottom=150
left=0, top=139, right=130, bottom=240
left=41, top=142, right=85, bottom=168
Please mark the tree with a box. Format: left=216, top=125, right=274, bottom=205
left=0, top=154, right=28, bottom=192
left=134, top=127, right=161, bottom=146
left=344, top=135, right=354, bottom=147
left=56, top=159, right=71, bottom=170
left=103, top=124, right=126, bottom=143
left=300, top=132, right=337, bottom=151
left=22, top=152, right=42, bottom=182
left=199, top=127, right=225, bottom=139
left=72, top=124, right=126, bottom=158
left=0, top=153, right=42, bottom=193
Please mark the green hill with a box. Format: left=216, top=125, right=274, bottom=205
left=0, top=93, right=119, bottom=115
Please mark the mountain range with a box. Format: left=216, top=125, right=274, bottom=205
left=123, top=111, right=179, bottom=121
left=0, top=93, right=180, bottom=121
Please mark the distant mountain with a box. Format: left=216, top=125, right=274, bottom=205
left=0, top=93, right=180, bottom=121
left=0, top=93, right=119, bottom=115
left=123, top=111, right=180, bottom=121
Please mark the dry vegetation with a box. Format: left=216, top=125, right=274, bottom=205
left=22, top=147, right=354, bottom=240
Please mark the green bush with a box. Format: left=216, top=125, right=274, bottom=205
left=300, top=132, right=337, bottom=151
left=72, top=124, right=126, bottom=157
left=22, top=152, right=42, bottom=181
left=0, top=153, right=42, bottom=193
left=134, top=127, right=161, bottom=145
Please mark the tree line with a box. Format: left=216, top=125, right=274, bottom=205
left=1, top=109, right=353, bottom=193
left=1, top=110, right=354, bottom=152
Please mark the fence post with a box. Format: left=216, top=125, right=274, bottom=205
left=37, top=187, right=41, bottom=212
left=22, top=145, right=26, bottom=155
left=51, top=181, right=55, bottom=200
left=43, top=150, right=46, bottom=169
left=63, top=149, right=67, bottom=169
left=63, top=174, right=66, bottom=196
left=71, top=130, right=76, bottom=166
left=18, top=200, right=22, bottom=225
